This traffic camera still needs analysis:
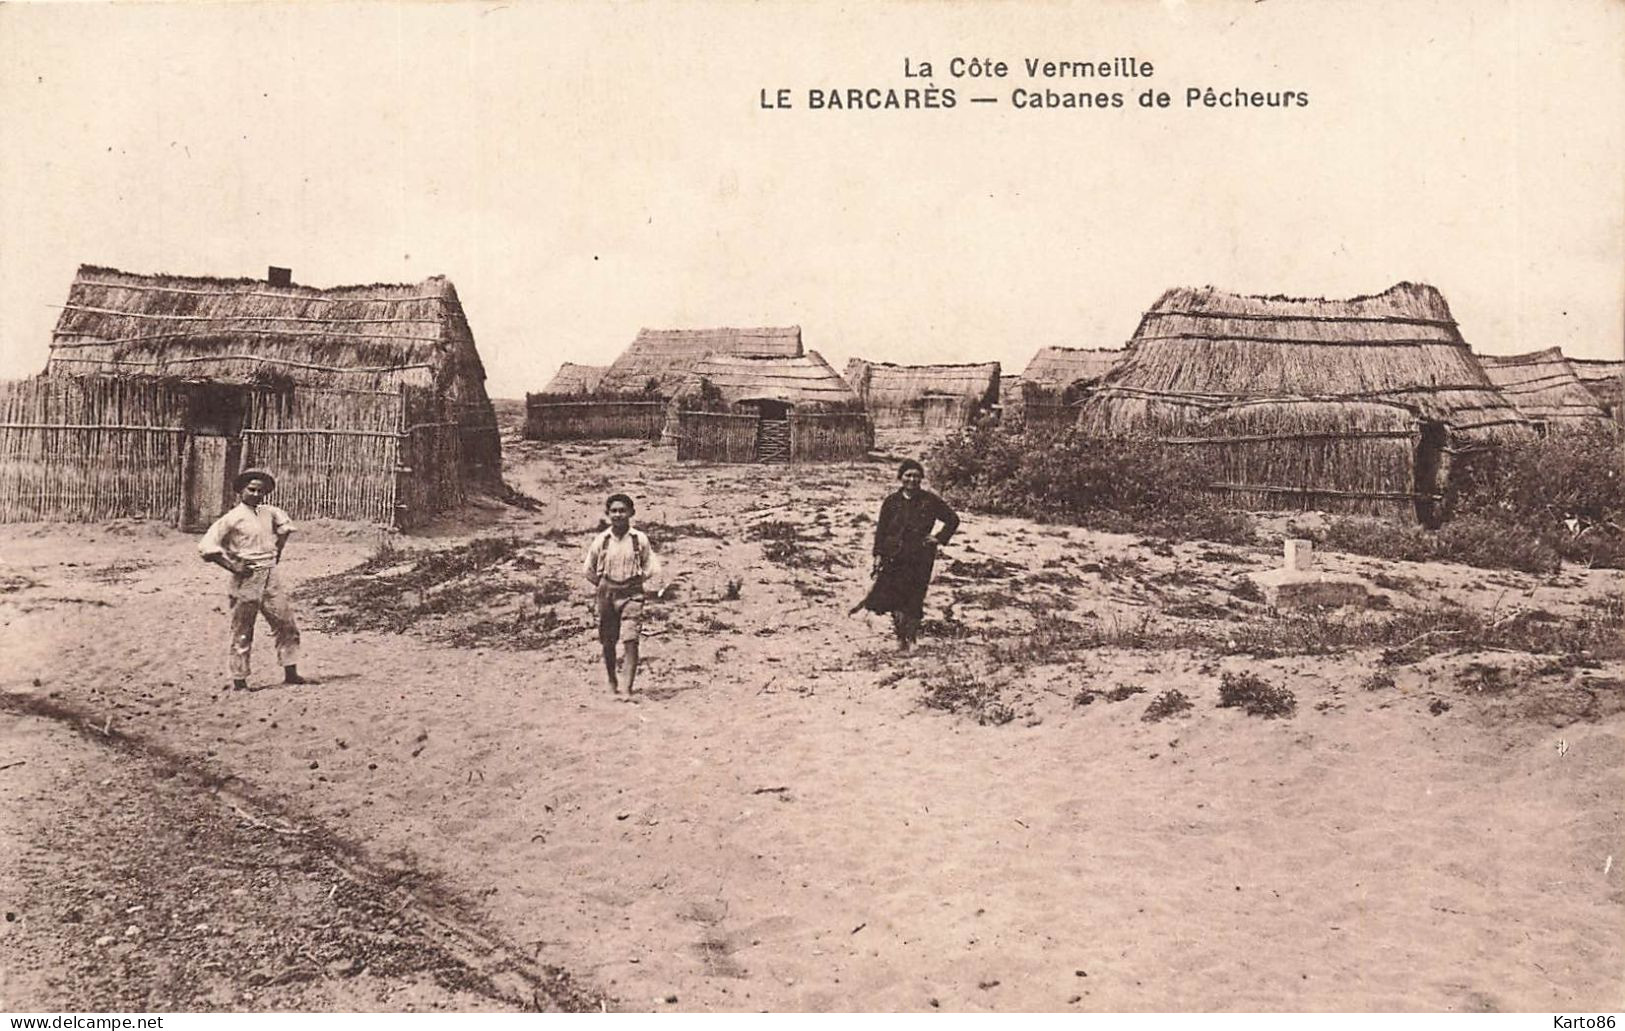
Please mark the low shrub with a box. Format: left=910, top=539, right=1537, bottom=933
left=1142, top=689, right=1193, bottom=722
left=928, top=427, right=1255, bottom=545
left=1217, top=671, right=1296, bottom=719
left=920, top=667, right=1014, bottom=725
left=1361, top=671, right=1396, bottom=691
left=1451, top=430, right=1625, bottom=569
left=1318, top=513, right=1560, bottom=575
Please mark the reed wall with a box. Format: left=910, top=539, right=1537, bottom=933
left=2, top=375, right=492, bottom=530
left=1078, top=394, right=1432, bottom=521
left=0, top=377, right=188, bottom=523
left=789, top=412, right=873, bottom=461
left=524, top=397, right=665, bottom=440
left=675, top=411, right=758, bottom=462
left=243, top=387, right=402, bottom=526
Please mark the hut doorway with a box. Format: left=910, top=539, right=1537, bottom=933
left=1413, top=420, right=1449, bottom=528
left=183, top=436, right=241, bottom=530
left=753, top=401, right=791, bottom=463
left=181, top=385, right=247, bottom=530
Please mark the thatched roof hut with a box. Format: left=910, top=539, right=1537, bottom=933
left=1008, top=347, right=1124, bottom=430
left=1076, top=283, right=1535, bottom=524
left=597, top=326, right=803, bottom=396
left=671, top=351, right=861, bottom=410
left=47, top=265, right=492, bottom=399
left=23, top=265, right=501, bottom=529
left=1019, top=347, right=1123, bottom=393
left=539, top=362, right=606, bottom=395
left=1568, top=356, right=1624, bottom=420
left=1094, top=283, right=1529, bottom=440
left=668, top=352, right=871, bottom=463
left=1478, top=348, right=1612, bottom=433
left=841, top=359, right=1000, bottom=429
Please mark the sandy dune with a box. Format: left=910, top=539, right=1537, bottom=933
left=2, top=431, right=1621, bottom=1011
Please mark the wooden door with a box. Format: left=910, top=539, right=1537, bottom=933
left=752, top=401, right=791, bottom=463
left=182, top=435, right=233, bottom=530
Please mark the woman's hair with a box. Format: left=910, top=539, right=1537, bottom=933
left=605, top=492, right=635, bottom=514
left=897, top=459, right=924, bottom=479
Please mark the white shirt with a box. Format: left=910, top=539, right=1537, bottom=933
left=198, top=503, right=296, bottom=569
left=583, top=527, right=661, bottom=586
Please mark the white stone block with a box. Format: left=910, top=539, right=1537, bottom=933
left=1284, top=538, right=1315, bottom=571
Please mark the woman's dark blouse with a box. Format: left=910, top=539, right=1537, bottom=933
left=874, top=489, right=960, bottom=559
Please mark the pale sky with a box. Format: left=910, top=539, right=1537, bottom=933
left=2, top=0, right=1621, bottom=398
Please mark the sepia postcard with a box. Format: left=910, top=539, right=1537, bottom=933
left=1, top=0, right=1621, bottom=1017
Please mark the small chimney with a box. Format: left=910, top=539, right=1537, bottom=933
left=267, top=266, right=292, bottom=287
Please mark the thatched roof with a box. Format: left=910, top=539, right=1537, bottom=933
left=1478, top=348, right=1611, bottom=430
left=45, top=265, right=489, bottom=396
left=540, top=362, right=606, bottom=395
left=670, top=351, right=860, bottom=409
left=1019, top=347, right=1123, bottom=391
left=1091, top=282, right=1530, bottom=442
left=1568, top=356, right=1624, bottom=413
left=597, top=326, right=803, bottom=395
left=841, top=359, right=1001, bottom=408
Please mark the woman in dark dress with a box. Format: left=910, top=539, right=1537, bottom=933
left=852, top=459, right=960, bottom=651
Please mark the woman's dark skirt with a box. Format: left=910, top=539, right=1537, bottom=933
left=852, top=544, right=937, bottom=621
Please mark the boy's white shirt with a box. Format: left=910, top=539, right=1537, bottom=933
left=583, top=526, right=661, bottom=587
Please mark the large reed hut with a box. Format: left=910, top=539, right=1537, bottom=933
left=1076, top=283, right=1534, bottom=525
left=667, top=352, right=872, bottom=462
left=1568, top=356, right=1624, bottom=421
left=4, top=264, right=501, bottom=530
left=1478, top=348, right=1612, bottom=434
left=526, top=326, right=803, bottom=441
left=842, top=359, right=1000, bottom=429
left=1009, top=347, right=1123, bottom=430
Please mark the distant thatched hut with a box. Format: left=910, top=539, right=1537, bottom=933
left=667, top=351, right=872, bottom=462
left=1478, top=348, right=1612, bottom=434
left=522, top=362, right=661, bottom=440
left=1568, top=356, right=1624, bottom=421
left=540, top=363, right=606, bottom=395
left=526, top=326, right=803, bottom=441
left=4, top=264, right=501, bottom=529
left=1076, top=283, right=1534, bottom=524
left=842, top=359, right=1000, bottom=429
left=599, top=326, right=803, bottom=395
left=1010, top=347, right=1123, bottom=430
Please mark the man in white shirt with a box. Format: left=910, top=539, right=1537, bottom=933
left=197, top=468, right=306, bottom=691
left=582, top=492, right=661, bottom=698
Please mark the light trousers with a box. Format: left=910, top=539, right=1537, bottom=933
left=227, top=566, right=301, bottom=679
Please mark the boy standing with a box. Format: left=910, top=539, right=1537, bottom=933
left=582, top=493, right=661, bottom=697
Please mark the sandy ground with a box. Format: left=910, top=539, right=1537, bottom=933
left=2, top=426, right=1622, bottom=1012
